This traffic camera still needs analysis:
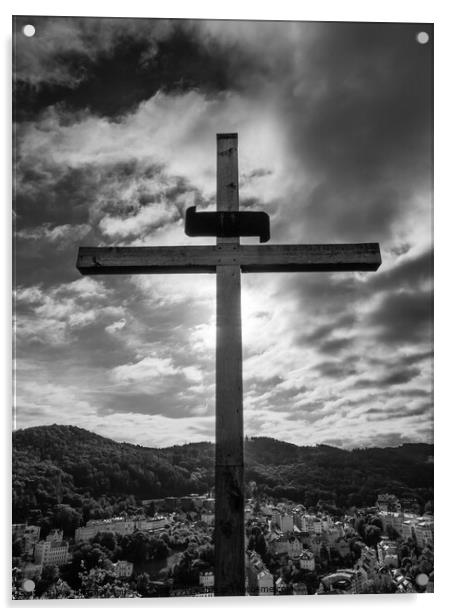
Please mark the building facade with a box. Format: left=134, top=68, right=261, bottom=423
left=34, top=530, right=69, bottom=567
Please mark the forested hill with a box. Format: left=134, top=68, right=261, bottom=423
left=13, top=425, right=433, bottom=524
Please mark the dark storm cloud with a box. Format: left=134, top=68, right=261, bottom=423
left=13, top=155, right=206, bottom=287
left=240, top=168, right=273, bottom=184
left=318, top=336, right=354, bottom=355
left=370, top=248, right=433, bottom=293
left=258, top=384, right=310, bottom=409
left=396, top=388, right=431, bottom=399
left=354, top=367, right=421, bottom=389
left=365, top=403, right=430, bottom=421
left=245, top=375, right=284, bottom=389
left=96, top=390, right=198, bottom=419
left=303, top=314, right=357, bottom=344
left=369, top=288, right=433, bottom=344
left=403, top=350, right=433, bottom=365
left=291, top=273, right=360, bottom=323
left=379, top=368, right=422, bottom=386
left=285, top=399, right=328, bottom=422
left=286, top=22, right=433, bottom=242
left=359, top=350, right=432, bottom=370
left=13, top=16, right=265, bottom=121
left=313, top=360, right=357, bottom=379
left=14, top=160, right=97, bottom=228
left=14, top=155, right=175, bottom=230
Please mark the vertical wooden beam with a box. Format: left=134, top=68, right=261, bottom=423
left=214, top=133, right=245, bottom=596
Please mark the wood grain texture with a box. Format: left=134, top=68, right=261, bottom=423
left=217, top=133, right=239, bottom=215
left=215, top=133, right=245, bottom=596
left=214, top=464, right=245, bottom=596
left=77, top=243, right=381, bottom=275
left=215, top=264, right=243, bottom=467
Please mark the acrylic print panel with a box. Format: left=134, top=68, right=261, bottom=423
left=12, top=16, right=433, bottom=599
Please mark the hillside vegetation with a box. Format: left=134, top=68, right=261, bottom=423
left=13, top=425, right=433, bottom=526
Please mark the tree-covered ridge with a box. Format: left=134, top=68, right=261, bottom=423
left=13, top=425, right=433, bottom=525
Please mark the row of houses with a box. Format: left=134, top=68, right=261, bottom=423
left=246, top=550, right=274, bottom=595
left=378, top=511, right=434, bottom=547
left=74, top=515, right=170, bottom=542
left=14, top=525, right=134, bottom=581
left=196, top=550, right=278, bottom=596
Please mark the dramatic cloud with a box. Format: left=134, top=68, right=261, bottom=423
left=13, top=17, right=433, bottom=448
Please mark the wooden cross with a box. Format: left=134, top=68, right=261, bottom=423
left=77, top=133, right=381, bottom=596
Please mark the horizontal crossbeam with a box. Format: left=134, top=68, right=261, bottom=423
left=77, top=243, right=381, bottom=275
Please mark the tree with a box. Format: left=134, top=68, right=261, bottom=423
left=53, top=504, right=82, bottom=536
left=41, top=579, right=77, bottom=599
left=12, top=537, right=24, bottom=558
left=35, top=565, right=60, bottom=596
left=364, top=524, right=382, bottom=547
left=386, top=525, right=400, bottom=541
left=120, top=532, right=149, bottom=564
left=60, top=541, right=111, bottom=589
left=135, top=572, right=153, bottom=597
left=355, top=516, right=367, bottom=540
left=145, top=501, right=156, bottom=517
left=369, top=516, right=383, bottom=531
left=248, top=530, right=267, bottom=559
left=93, top=531, right=118, bottom=554
left=148, top=536, right=169, bottom=561
left=78, top=567, right=140, bottom=598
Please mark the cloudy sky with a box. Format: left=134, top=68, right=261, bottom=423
left=13, top=17, right=433, bottom=449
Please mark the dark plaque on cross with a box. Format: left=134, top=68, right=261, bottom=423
left=77, top=133, right=381, bottom=596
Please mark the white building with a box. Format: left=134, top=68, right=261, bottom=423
left=75, top=517, right=135, bottom=542
left=414, top=519, right=433, bottom=548
left=135, top=516, right=169, bottom=532
left=280, top=514, right=294, bottom=533
left=358, top=546, right=378, bottom=579
left=321, top=516, right=332, bottom=532
left=34, top=530, right=69, bottom=567
left=260, top=504, right=273, bottom=516
left=76, top=516, right=169, bottom=542
left=257, top=570, right=274, bottom=595
left=377, top=539, right=399, bottom=568
left=201, top=512, right=214, bottom=525
left=313, top=518, right=322, bottom=534
left=199, top=571, right=214, bottom=589
left=297, top=514, right=322, bottom=534
left=271, top=509, right=282, bottom=528
left=299, top=549, right=315, bottom=571
left=22, top=526, right=41, bottom=556
left=246, top=550, right=273, bottom=595
left=401, top=520, right=416, bottom=540
left=113, top=560, right=133, bottom=578
left=378, top=511, right=403, bottom=534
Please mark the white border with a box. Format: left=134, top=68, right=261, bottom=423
left=2, top=1, right=450, bottom=614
